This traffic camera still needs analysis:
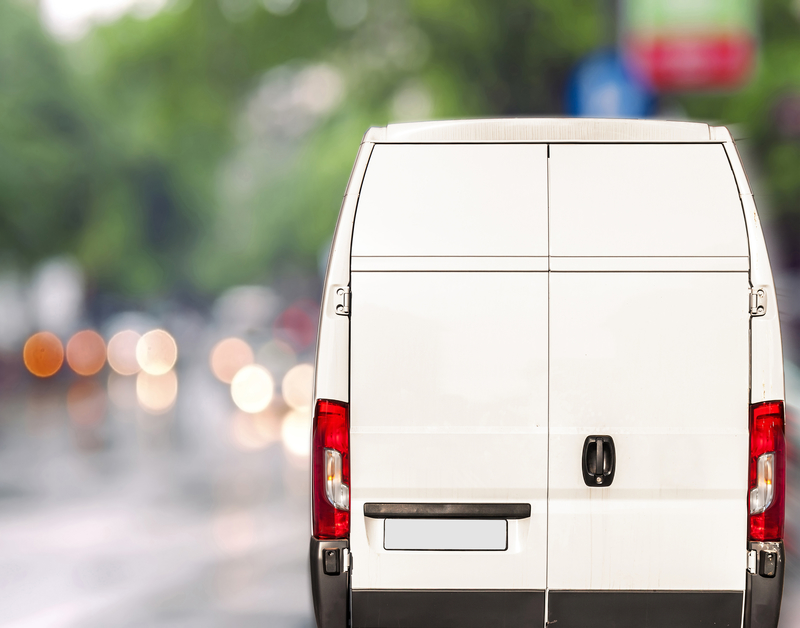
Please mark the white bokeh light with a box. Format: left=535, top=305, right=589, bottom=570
left=281, top=363, right=314, bottom=411
left=136, top=330, right=178, bottom=376
left=281, top=409, right=311, bottom=457
left=230, top=365, right=274, bottom=414
left=39, top=0, right=168, bottom=40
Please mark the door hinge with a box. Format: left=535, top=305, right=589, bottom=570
left=750, top=287, right=766, bottom=317
left=335, top=286, right=351, bottom=316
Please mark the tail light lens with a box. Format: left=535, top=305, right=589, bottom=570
left=749, top=401, right=785, bottom=541
left=312, top=399, right=350, bottom=539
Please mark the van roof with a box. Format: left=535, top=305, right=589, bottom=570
left=364, top=118, right=727, bottom=143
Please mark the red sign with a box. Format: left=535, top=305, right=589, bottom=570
left=623, top=0, right=758, bottom=92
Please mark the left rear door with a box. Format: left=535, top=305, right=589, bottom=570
left=348, top=144, right=550, bottom=600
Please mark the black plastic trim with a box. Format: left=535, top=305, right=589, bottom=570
left=352, top=589, right=544, bottom=628
left=363, top=502, right=531, bottom=519
left=548, top=590, right=743, bottom=627
left=310, top=538, right=349, bottom=628
left=581, top=435, right=616, bottom=487
left=745, top=541, right=785, bottom=628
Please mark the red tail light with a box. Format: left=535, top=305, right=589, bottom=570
left=749, top=401, right=786, bottom=541
left=312, top=399, right=350, bottom=539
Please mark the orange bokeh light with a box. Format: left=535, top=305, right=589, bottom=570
left=23, top=332, right=64, bottom=378
left=66, top=330, right=106, bottom=376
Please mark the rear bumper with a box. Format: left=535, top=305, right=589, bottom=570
left=549, top=591, right=742, bottom=627
left=351, top=590, right=744, bottom=628
left=311, top=538, right=783, bottom=628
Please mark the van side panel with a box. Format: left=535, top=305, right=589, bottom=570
left=314, top=141, right=373, bottom=404
left=716, top=129, right=784, bottom=404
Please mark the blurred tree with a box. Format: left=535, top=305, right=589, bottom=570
left=74, top=0, right=340, bottom=294
left=0, top=3, right=102, bottom=265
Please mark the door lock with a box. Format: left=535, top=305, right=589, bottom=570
left=582, top=435, right=616, bottom=487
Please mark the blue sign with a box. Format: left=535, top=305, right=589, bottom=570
left=566, top=50, right=655, bottom=118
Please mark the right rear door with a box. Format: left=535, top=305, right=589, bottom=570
left=546, top=144, right=752, bottom=625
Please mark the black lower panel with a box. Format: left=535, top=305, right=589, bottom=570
left=352, top=589, right=544, bottom=628
left=549, top=591, right=743, bottom=628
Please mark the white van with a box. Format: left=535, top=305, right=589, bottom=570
left=309, top=119, right=786, bottom=628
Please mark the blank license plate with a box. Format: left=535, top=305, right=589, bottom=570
left=384, top=518, right=507, bottom=551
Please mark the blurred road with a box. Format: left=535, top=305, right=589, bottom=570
left=0, top=370, right=315, bottom=628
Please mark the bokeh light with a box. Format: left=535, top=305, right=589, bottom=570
left=230, top=365, right=274, bottom=413
left=67, top=380, right=107, bottom=427
left=23, top=332, right=64, bottom=378
left=231, top=412, right=268, bottom=450
left=107, top=330, right=142, bottom=375
left=253, top=410, right=281, bottom=443
left=136, top=329, right=177, bottom=375
left=230, top=407, right=282, bottom=451
left=66, top=330, right=106, bottom=376
left=210, top=337, right=254, bottom=384
left=281, top=363, right=314, bottom=410
left=281, top=409, right=311, bottom=457
left=107, top=372, right=138, bottom=410
left=136, top=370, right=178, bottom=414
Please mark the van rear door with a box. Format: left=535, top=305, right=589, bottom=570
left=348, top=144, right=550, bottom=626
left=547, top=144, right=751, bottom=625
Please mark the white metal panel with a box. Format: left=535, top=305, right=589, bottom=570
left=351, top=256, right=548, bottom=272
left=351, top=144, right=548, bottom=257
left=550, top=256, right=748, bottom=272
left=549, top=144, right=749, bottom=257
left=548, top=272, right=750, bottom=591
left=717, top=129, right=785, bottom=403
left=746, top=193, right=784, bottom=404
left=349, top=271, right=548, bottom=590
left=365, top=118, right=711, bottom=143
left=314, top=141, right=374, bottom=404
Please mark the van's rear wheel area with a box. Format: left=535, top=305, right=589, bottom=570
left=310, top=538, right=349, bottom=628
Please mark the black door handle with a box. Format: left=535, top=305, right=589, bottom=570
left=582, top=435, right=616, bottom=487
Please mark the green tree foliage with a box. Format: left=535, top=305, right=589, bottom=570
left=0, top=4, right=102, bottom=264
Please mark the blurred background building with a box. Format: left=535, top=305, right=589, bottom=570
left=0, top=0, right=797, bottom=626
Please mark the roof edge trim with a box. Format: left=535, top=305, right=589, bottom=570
left=364, top=118, right=712, bottom=143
